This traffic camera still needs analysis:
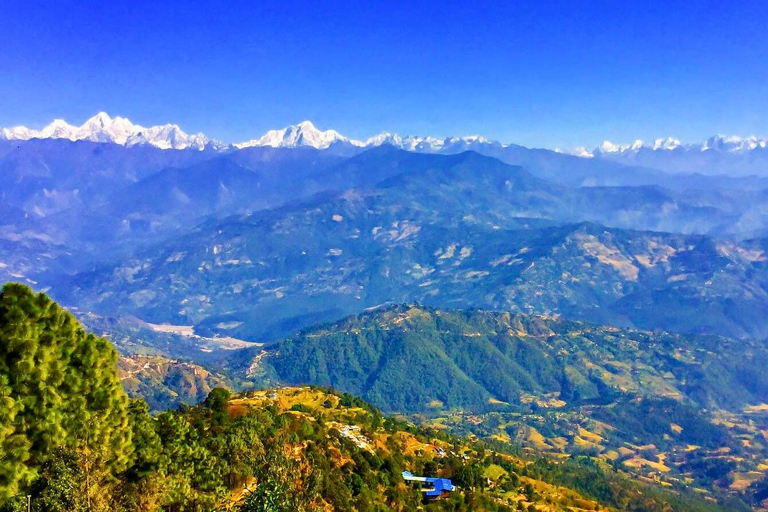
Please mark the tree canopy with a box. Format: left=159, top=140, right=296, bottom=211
left=0, top=283, right=130, bottom=506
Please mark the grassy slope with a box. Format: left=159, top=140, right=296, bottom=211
left=239, top=304, right=768, bottom=504
left=223, top=386, right=730, bottom=511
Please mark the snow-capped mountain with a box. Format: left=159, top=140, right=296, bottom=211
left=3, top=113, right=766, bottom=174
left=235, top=122, right=765, bottom=160
left=700, top=135, right=768, bottom=152
left=2, top=114, right=503, bottom=153
left=556, top=134, right=768, bottom=176
left=0, top=112, right=222, bottom=150
left=562, top=135, right=767, bottom=158
left=235, top=120, right=365, bottom=149
left=232, top=120, right=504, bottom=153
left=362, top=132, right=501, bottom=152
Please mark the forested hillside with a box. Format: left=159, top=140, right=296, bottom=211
left=0, top=283, right=131, bottom=505
left=0, top=285, right=740, bottom=511
left=253, top=304, right=768, bottom=413
left=236, top=304, right=768, bottom=503
left=117, top=355, right=231, bottom=412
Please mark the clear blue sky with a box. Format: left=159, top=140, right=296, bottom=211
left=1, top=1, right=766, bottom=149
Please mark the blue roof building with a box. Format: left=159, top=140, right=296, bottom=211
left=402, top=471, right=456, bottom=499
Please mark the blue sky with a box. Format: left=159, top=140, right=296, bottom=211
left=1, top=1, right=766, bottom=149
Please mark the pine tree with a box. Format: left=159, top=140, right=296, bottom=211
left=0, top=284, right=131, bottom=507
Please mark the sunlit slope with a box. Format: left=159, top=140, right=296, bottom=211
left=251, top=304, right=768, bottom=413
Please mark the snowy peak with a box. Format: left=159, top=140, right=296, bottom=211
left=126, top=123, right=216, bottom=151
left=4, top=114, right=766, bottom=159
left=591, top=139, right=647, bottom=154
left=79, top=112, right=137, bottom=144
left=366, top=133, right=447, bottom=151
left=563, top=135, right=767, bottom=158
left=364, top=131, right=401, bottom=147
left=0, top=113, right=220, bottom=150
left=556, top=146, right=595, bottom=158
left=652, top=137, right=682, bottom=151
left=39, top=119, right=79, bottom=140
left=81, top=112, right=113, bottom=131
left=235, top=120, right=364, bottom=149
left=234, top=121, right=505, bottom=152
left=363, top=132, right=500, bottom=152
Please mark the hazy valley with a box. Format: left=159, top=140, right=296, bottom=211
left=5, top=117, right=768, bottom=510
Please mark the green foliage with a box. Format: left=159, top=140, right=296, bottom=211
left=0, top=283, right=131, bottom=506
left=204, top=387, right=232, bottom=426
left=520, top=456, right=733, bottom=512
left=125, top=400, right=162, bottom=480
left=0, top=287, right=745, bottom=511
left=453, top=464, right=485, bottom=490
left=289, top=403, right=313, bottom=413
left=26, top=448, right=84, bottom=512
left=264, top=304, right=768, bottom=414
left=241, top=438, right=318, bottom=512
left=591, top=396, right=731, bottom=450
left=118, top=354, right=232, bottom=413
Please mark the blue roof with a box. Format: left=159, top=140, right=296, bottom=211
left=402, top=471, right=454, bottom=496
left=424, top=478, right=454, bottom=496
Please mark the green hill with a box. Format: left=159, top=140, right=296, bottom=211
left=254, top=304, right=768, bottom=413
left=0, top=284, right=741, bottom=511
left=117, top=354, right=231, bottom=412
left=233, top=304, right=768, bottom=502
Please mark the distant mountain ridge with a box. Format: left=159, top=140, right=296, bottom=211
left=0, top=112, right=223, bottom=150
left=234, top=120, right=366, bottom=149
left=4, top=120, right=768, bottom=363
left=59, top=148, right=768, bottom=344
left=5, top=113, right=765, bottom=167
left=6, top=143, right=768, bottom=338
left=0, top=113, right=511, bottom=152
left=561, top=135, right=768, bottom=176
left=248, top=304, right=768, bottom=413
left=571, top=134, right=768, bottom=157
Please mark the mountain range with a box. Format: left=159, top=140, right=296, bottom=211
left=4, top=141, right=768, bottom=345
left=4, top=113, right=767, bottom=176
left=570, top=134, right=768, bottom=157
left=4, top=113, right=768, bottom=507
left=0, top=112, right=223, bottom=150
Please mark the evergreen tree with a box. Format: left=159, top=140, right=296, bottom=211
left=0, top=284, right=131, bottom=507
